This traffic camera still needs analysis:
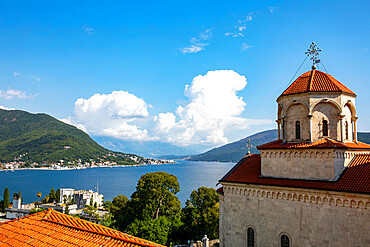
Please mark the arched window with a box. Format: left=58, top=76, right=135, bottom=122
left=281, top=234, right=290, bottom=247
left=282, top=120, right=286, bottom=139
left=345, top=121, right=349, bottom=140
left=322, top=120, right=328, bottom=136
left=295, top=121, right=300, bottom=139
left=247, top=227, right=255, bottom=247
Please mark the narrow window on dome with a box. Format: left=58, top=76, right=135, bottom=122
left=281, top=234, right=290, bottom=247
left=295, top=121, right=300, bottom=139
left=345, top=121, right=349, bottom=140
left=247, top=227, right=255, bottom=247
left=322, top=120, right=328, bottom=136
left=282, top=120, right=286, bottom=139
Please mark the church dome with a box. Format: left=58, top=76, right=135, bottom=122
left=280, top=70, right=355, bottom=97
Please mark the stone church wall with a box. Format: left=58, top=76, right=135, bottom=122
left=260, top=150, right=370, bottom=180
left=219, top=183, right=370, bottom=247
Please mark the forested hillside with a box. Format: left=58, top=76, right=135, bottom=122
left=0, top=109, right=137, bottom=164
left=188, top=129, right=278, bottom=162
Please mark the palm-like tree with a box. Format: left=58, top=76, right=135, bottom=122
left=37, top=192, right=42, bottom=201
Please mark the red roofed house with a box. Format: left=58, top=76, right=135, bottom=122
left=0, top=209, right=166, bottom=247
left=218, top=68, right=370, bottom=246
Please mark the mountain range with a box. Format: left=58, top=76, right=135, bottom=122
left=186, top=130, right=370, bottom=163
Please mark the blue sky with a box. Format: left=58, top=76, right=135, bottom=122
left=0, top=1, right=369, bottom=155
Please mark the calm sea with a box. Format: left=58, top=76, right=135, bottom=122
left=0, top=160, right=234, bottom=206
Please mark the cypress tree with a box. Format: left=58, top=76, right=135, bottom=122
left=49, top=188, right=56, bottom=203
left=56, top=189, right=61, bottom=203
left=3, top=188, right=10, bottom=210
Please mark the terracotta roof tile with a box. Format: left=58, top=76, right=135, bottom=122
left=220, top=154, right=370, bottom=194
left=280, top=70, right=355, bottom=97
left=257, top=138, right=370, bottom=150
left=0, top=210, right=166, bottom=247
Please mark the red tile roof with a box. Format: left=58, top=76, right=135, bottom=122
left=220, top=154, right=370, bottom=194
left=0, top=209, right=166, bottom=247
left=257, top=138, right=370, bottom=150
left=280, top=70, right=355, bottom=97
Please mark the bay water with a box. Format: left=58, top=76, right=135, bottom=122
left=0, top=160, right=234, bottom=206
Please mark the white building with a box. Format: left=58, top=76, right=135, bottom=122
left=5, top=194, right=30, bottom=219
left=60, top=188, right=103, bottom=209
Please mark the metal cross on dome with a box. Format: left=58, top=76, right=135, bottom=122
left=246, top=139, right=253, bottom=154
left=305, top=42, right=322, bottom=69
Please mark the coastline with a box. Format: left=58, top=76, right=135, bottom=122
left=0, top=162, right=177, bottom=172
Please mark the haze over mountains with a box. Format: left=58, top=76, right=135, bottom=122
left=187, top=130, right=370, bottom=163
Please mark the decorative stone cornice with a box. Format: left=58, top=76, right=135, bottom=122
left=221, top=182, right=370, bottom=209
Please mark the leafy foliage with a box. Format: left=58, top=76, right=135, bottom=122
left=48, top=188, right=57, bottom=203
left=29, top=208, right=46, bottom=215
left=127, top=216, right=177, bottom=245
left=109, top=172, right=181, bottom=245
left=3, top=188, right=10, bottom=210
left=107, top=173, right=219, bottom=246
left=175, top=187, right=219, bottom=242
left=55, top=189, right=61, bottom=203
left=130, top=172, right=181, bottom=221
left=83, top=205, right=101, bottom=222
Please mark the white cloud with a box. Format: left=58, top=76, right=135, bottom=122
left=0, top=89, right=35, bottom=100
left=0, top=105, right=15, bottom=110
left=13, top=72, right=22, bottom=76
left=241, top=43, right=253, bottom=51
left=180, top=29, right=213, bottom=54
left=154, top=70, right=272, bottom=146
left=68, top=90, right=156, bottom=141
left=269, top=7, right=276, bottom=13
left=225, top=14, right=253, bottom=38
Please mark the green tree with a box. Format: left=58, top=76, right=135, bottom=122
left=109, top=172, right=182, bottom=245
left=37, top=192, right=42, bottom=201
left=48, top=188, right=56, bottom=203
left=0, top=200, right=4, bottom=213
left=130, top=171, right=181, bottom=221
left=89, top=197, right=93, bottom=206
left=3, top=188, right=10, bottom=210
left=177, top=187, right=219, bottom=242
left=128, top=216, right=171, bottom=245
left=109, top=195, right=129, bottom=229
left=102, top=200, right=112, bottom=211
left=83, top=205, right=101, bottom=222
left=100, top=213, right=113, bottom=227
left=55, top=189, right=61, bottom=203
left=29, top=208, right=46, bottom=215
left=65, top=203, right=69, bottom=215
